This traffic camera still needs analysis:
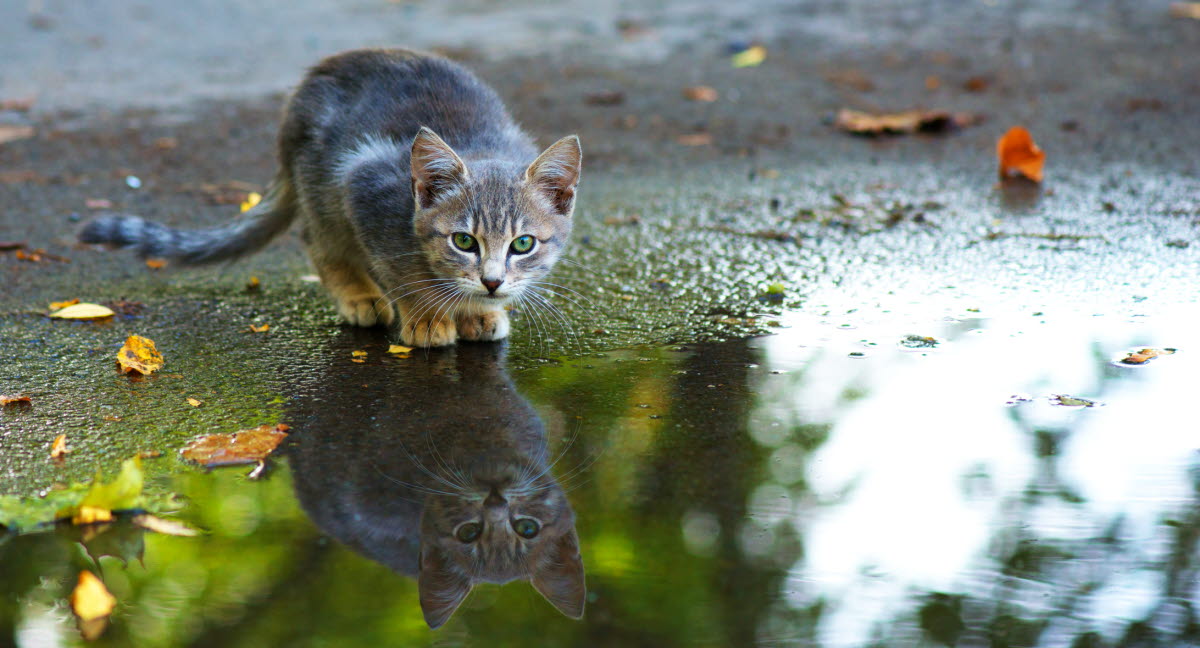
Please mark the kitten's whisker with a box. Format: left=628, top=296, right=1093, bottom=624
left=423, top=432, right=472, bottom=493
left=385, top=281, right=457, bottom=308
left=526, top=290, right=584, bottom=358
left=527, top=280, right=599, bottom=311
left=423, top=291, right=464, bottom=348
left=381, top=276, right=453, bottom=301
left=372, top=463, right=461, bottom=499
left=517, top=293, right=552, bottom=358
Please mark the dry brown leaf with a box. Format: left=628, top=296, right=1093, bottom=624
left=834, top=108, right=979, bottom=135
left=179, top=423, right=290, bottom=467
left=50, top=303, right=115, bottom=320
left=1119, top=347, right=1176, bottom=365
left=0, top=394, right=32, bottom=406
left=51, top=434, right=69, bottom=460
left=1170, top=2, right=1200, bottom=18
left=676, top=133, right=713, bottom=146
left=0, top=124, right=34, bottom=145
left=683, top=86, right=719, bottom=102
left=997, top=126, right=1045, bottom=182
left=186, top=397, right=203, bottom=407
left=116, top=335, right=164, bottom=375
left=132, top=514, right=199, bottom=536
left=72, top=505, right=113, bottom=525
left=145, top=258, right=167, bottom=269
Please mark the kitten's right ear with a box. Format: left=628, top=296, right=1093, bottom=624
left=418, top=546, right=472, bottom=629
left=411, top=127, right=468, bottom=210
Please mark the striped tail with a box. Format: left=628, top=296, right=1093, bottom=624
left=78, top=175, right=297, bottom=265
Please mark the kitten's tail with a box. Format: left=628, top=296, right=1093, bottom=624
left=78, top=173, right=297, bottom=265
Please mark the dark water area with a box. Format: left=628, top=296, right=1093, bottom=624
left=3, top=306, right=1197, bottom=647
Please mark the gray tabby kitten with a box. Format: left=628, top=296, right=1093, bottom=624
left=288, top=342, right=585, bottom=628
left=79, top=49, right=582, bottom=347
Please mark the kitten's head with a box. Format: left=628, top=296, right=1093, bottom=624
left=409, top=127, right=581, bottom=304
left=417, top=451, right=585, bottom=629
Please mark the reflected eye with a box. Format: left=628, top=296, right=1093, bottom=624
left=451, top=232, right=478, bottom=252
left=512, top=518, right=539, bottom=539
left=510, top=235, right=535, bottom=254
left=455, top=523, right=482, bottom=543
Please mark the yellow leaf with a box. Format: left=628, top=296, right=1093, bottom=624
left=731, top=45, right=767, bottom=68
left=248, top=323, right=269, bottom=333
left=240, top=192, right=262, bottom=212
left=116, top=335, right=164, bottom=375
left=72, top=505, right=113, bottom=525
left=351, top=350, right=368, bottom=357
left=51, top=434, right=69, bottom=459
left=49, top=298, right=80, bottom=310
left=71, top=571, right=117, bottom=621
left=50, top=303, right=115, bottom=320
left=186, top=397, right=203, bottom=407
left=132, top=514, right=199, bottom=537
left=387, top=344, right=414, bottom=354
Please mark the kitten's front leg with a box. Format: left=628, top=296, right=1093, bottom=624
left=456, top=308, right=510, bottom=342
left=317, top=259, right=395, bottom=327
left=398, top=299, right=458, bottom=347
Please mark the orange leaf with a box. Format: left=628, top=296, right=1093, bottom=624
left=0, top=394, right=31, bottom=406
left=179, top=423, right=290, bottom=467
left=248, top=323, right=269, bottom=333
left=682, top=85, right=719, bottom=102
left=116, top=335, right=164, bottom=375
left=145, top=258, right=167, bottom=269
left=72, top=505, right=113, bottom=525
left=997, top=126, right=1045, bottom=182
left=51, top=434, right=69, bottom=459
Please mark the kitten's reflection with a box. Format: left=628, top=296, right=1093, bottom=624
left=287, top=342, right=584, bottom=628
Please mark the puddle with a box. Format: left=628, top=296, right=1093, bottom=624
left=2, top=302, right=1198, bottom=645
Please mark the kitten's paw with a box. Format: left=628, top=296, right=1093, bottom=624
left=456, top=310, right=510, bottom=342
left=401, top=315, right=458, bottom=347
left=337, top=295, right=396, bottom=328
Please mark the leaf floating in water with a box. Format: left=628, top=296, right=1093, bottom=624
left=240, top=191, right=262, bottom=213
left=997, top=126, right=1045, bottom=182
left=1117, top=347, right=1176, bottom=365
left=71, top=570, right=117, bottom=640
left=50, top=434, right=69, bottom=460
left=132, top=513, right=199, bottom=537
left=387, top=344, right=413, bottom=354
left=76, top=457, right=145, bottom=516
left=351, top=350, right=368, bottom=357
left=1050, top=394, right=1100, bottom=408
left=50, top=303, right=115, bottom=320
left=116, top=335, right=164, bottom=375
left=0, top=394, right=32, bottom=407
left=180, top=423, right=290, bottom=467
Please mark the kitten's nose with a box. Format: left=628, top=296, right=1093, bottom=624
left=481, top=278, right=503, bottom=294
left=484, top=489, right=506, bottom=510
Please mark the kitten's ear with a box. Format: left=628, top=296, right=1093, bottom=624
left=530, top=530, right=586, bottom=619
left=411, top=127, right=468, bottom=210
left=418, top=546, right=472, bottom=629
left=525, top=135, right=582, bottom=217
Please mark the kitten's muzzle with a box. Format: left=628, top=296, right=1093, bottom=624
left=481, top=278, right=503, bottom=294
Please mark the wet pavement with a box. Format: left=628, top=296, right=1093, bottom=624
left=3, top=0, right=1200, bottom=646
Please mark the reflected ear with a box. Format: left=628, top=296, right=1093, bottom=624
left=530, top=530, right=586, bottom=619
left=411, top=127, right=468, bottom=209
left=524, top=135, right=582, bottom=217
left=418, top=546, right=472, bottom=629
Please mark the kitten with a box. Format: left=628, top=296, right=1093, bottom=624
left=288, top=341, right=585, bottom=628
left=79, top=49, right=582, bottom=347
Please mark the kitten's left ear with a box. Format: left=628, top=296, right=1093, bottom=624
left=418, top=546, right=473, bottom=629
left=525, top=135, right=582, bottom=217
left=530, top=530, right=586, bottom=619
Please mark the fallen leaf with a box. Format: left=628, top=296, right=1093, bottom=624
left=76, top=457, right=145, bottom=515
left=351, top=358, right=366, bottom=364
left=240, top=191, right=262, bottom=213
left=964, top=76, right=990, bottom=92
left=248, top=324, right=269, bottom=333
left=1051, top=394, right=1099, bottom=408
left=116, top=335, right=165, bottom=375
left=132, top=514, right=199, bottom=536
left=731, top=45, right=767, bottom=68
left=144, top=258, right=167, bottom=269
left=15, top=248, right=41, bottom=262
left=899, top=334, right=940, bottom=349
left=179, top=423, right=290, bottom=467
left=0, top=124, right=35, bottom=145
left=73, top=505, right=113, bottom=525
left=676, top=133, right=713, bottom=146
left=388, top=344, right=414, bottom=354
left=85, top=198, right=113, bottom=209
left=246, top=276, right=261, bottom=291
left=1170, top=2, right=1200, bottom=18
left=49, top=298, right=80, bottom=310
left=50, top=303, right=115, bottom=320
left=351, top=350, right=368, bottom=357
left=997, top=126, right=1045, bottom=182
left=186, top=398, right=202, bottom=407
left=683, top=86, right=719, bottom=102
left=153, top=137, right=178, bottom=150
left=1, top=394, right=32, bottom=407
left=834, top=108, right=980, bottom=135
left=51, top=434, right=69, bottom=460
left=71, top=571, right=117, bottom=622
left=1118, top=347, right=1176, bottom=365
left=584, top=91, right=625, bottom=106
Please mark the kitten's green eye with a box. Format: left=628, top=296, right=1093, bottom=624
left=451, top=232, right=477, bottom=252
left=512, top=518, right=539, bottom=539
left=510, top=235, right=535, bottom=254
left=456, top=523, right=482, bottom=543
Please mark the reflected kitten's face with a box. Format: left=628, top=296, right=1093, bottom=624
left=407, top=128, right=581, bottom=304
left=417, top=454, right=585, bottom=628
